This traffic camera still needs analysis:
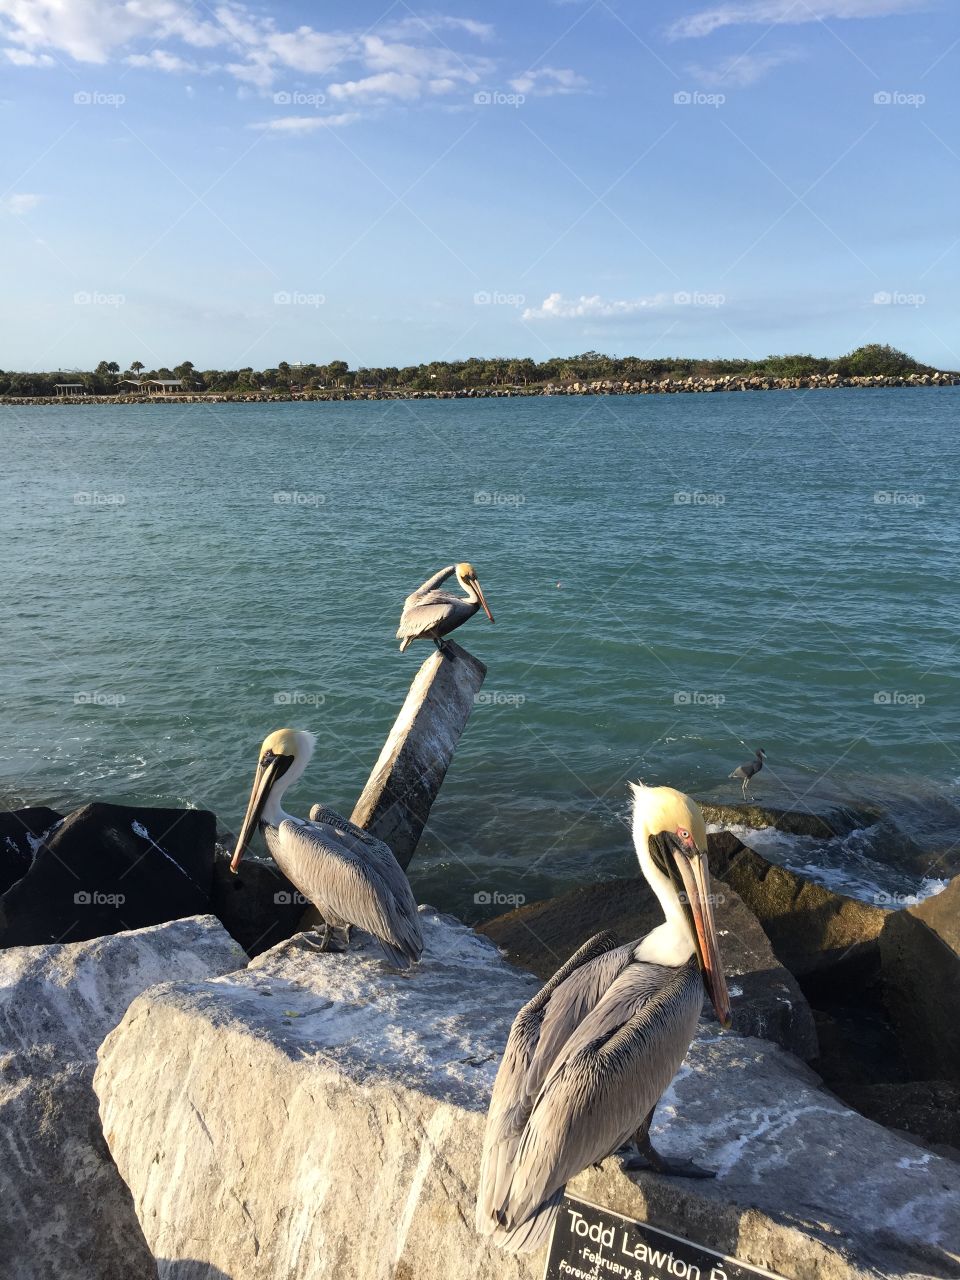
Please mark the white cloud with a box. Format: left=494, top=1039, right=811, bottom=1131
left=125, top=49, right=196, bottom=72
left=523, top=292, right=667, bottom=320
left=1, top=192, right=43, bottom=214
left=263, top=29, right=355, bottom=75
left=669, top=0, right=927, bottom=39
left=383, top=15, right=495, bottom=40
left=509, top=66, right=588, bottom=96
left=687, top=48, right=802, bottom=86
left=252, top=111, right=360, bottom=132
left=4, top=46, right=54, bottom=65
left=328, top=71, right=422, bottom=102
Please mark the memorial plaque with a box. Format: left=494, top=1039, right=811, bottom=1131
left=545, top=1196, right=783, bottom=1280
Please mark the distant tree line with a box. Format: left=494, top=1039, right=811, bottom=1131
left=0, top=345, right=941, bottom=397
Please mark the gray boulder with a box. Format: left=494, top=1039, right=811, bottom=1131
left=880, top=875, right=960, bottom=1081
left=707, top=831, right=887, bottom=988
left=95, top=914, right=960, bottom=1280
left=0, top=915, right=246, bottom=1280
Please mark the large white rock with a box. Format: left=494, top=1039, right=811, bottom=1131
left=95, top=914, right=960, bottom=1280
left=0, top=915, right=246, bottom=1280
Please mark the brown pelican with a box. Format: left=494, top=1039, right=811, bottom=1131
left=230, top=729, right=422, bottom=969
left=730, top=748, right=766, bottom=798
left=397, top=562, right=494, bottom=653
left=476, top=783, right=731, bottom=1253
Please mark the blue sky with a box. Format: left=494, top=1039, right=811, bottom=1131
left=1, top=0, right=957, bottom=369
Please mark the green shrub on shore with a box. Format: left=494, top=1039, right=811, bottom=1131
left=0, top=344, right=944, bottom=398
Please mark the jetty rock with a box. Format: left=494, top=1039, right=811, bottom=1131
left=95, top=913, right=960, bottom=1280
left=0, top=806, right=62, bottom=895
left=0, top=803, right=217, bottom=948
left=0, top=914, right=245, bottom=1280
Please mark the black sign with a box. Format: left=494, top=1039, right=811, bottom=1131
left=544, top=1196, right=783, bottom=1280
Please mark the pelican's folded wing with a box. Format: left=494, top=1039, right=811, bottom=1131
left=497, top=959, right=702, bottom=1239
left=279, top=818, right=422, bottom=966
left=306, top=807, right=419, bottom=924
left=411, top=564, right=456, bottom=597
left=477, top=932, right=623, bottom=1235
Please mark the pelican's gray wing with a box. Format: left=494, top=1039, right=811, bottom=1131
left=306, top=805, right=418, bottom=924
left=490, top=958, right=702, bottom=1253
left=271, top=818, right=422, bottom=968
left=409, top=564, right=456, bottom=598
left=396, top=592, right=474, bottom=642
left=477, top=932, right=624, bottom=1235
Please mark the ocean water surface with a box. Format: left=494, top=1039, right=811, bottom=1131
left=0, top=389, right=957, bottom=917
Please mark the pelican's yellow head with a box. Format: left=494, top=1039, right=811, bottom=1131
left=230, top=728, right=316, bottom=873
left=455, top=562, right=494, bottom=622
left=628, top=782, right=707, bottom=853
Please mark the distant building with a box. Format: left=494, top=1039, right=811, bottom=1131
left=54, top=383, right=85, bottom=397
left=118, top=378, right=185, bottom=396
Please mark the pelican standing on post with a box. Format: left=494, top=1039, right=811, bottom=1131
left=730, top=748, right=766, bottom=798
left=476, top=783, right=731, bottom=1253
left=397, top=562, right=494, bottom=654
left=231, top=729, right=423, bottom=969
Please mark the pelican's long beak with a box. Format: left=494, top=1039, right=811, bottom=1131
left=230, top=754, right=286, bottom=873
left=675, top=849, right=732, bottom=1029
left=472, top=576, right=494, bottom=623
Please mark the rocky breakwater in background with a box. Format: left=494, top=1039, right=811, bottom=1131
left=0, top=916, right=245, bottom=1280
left=2, top=369, right=958, bottom=406
left=94, top=911, right=960, bottom=1280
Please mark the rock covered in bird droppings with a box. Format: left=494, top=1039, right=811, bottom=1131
left=94, top=912, right=960, bottom=1280
left=0, top=914, right=245, bottom=1280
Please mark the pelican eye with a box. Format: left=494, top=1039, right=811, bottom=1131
left=678, top=828, right=690, bottom=842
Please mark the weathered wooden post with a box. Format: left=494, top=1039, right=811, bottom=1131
left=350, top=640, right=486, bottom=869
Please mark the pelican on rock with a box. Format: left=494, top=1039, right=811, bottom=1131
left=476, top=782, right=731, bottom=1253
left=231, top=729, right=422, bottom=969
left=397, top=562, right=494, bottom=654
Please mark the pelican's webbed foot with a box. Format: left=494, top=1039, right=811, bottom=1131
left=619, top=1114, right=717, bottom=1179
left=300, top=923, right=349, bottom=954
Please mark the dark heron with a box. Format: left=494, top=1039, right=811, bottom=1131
left=730, top=748, right=766, bottom=798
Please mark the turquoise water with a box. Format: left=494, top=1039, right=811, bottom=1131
left=1, top=390, right=958, bottom=916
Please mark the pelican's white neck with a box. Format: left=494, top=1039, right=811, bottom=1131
left=262, top=731, right=315, bottom=826
left=632, top=810, right=696, bottom=966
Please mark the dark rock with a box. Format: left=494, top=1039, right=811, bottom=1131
left=476, top=874, right=817, bottom=1059
left=832, top=1081, right=960, bottom=1156
left=880, top=876, right=960, bottom=1081
left=0, top=808, right=62, bottom=895
left=210, top=847, right=306, bottom=956
left=700, top=801, right=872, bottom=839
left=0, top=803, right=216, bottom=948
left=707, top=831, right=887, bottom=991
